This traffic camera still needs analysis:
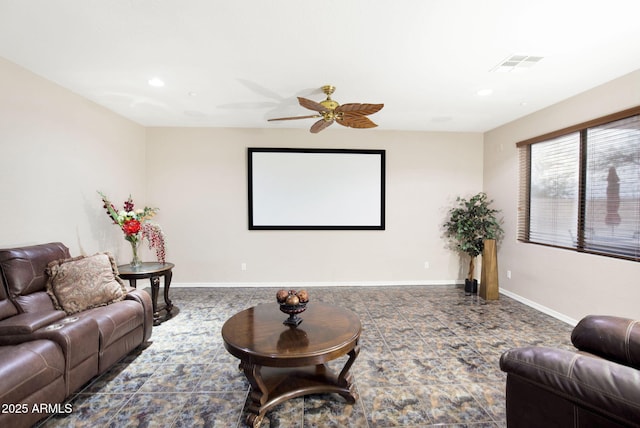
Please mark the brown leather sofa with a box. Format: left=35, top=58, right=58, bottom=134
left=0, top=242, right=153, bottom=428
left=500, top=315, right=640, bottom=427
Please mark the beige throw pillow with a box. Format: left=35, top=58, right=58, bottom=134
left=46, top=252, right=126, bottom=315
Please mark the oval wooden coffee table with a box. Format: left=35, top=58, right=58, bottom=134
left=222, top=302, right=361, bottom=428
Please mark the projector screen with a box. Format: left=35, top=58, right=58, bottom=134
left=248, top=148, right=385, bottom=230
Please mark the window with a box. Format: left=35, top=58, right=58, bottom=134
left=518, top=107, right=640, bottom=261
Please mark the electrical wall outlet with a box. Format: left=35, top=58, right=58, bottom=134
left=507, top=270, right=512, bottom=279
left=424, top=261, right=430, bottom=269
left=241, top=262, right=247, bottom=271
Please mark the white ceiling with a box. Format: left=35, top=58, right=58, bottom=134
left=1, top=0, right=640, bottom=132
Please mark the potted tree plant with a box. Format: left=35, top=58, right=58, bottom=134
left=443, top=192, right=503, bottom=295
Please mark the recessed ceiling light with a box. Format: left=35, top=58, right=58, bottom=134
left=477, top=89, right=493, bottom=96
left=148, top=78, right=165, bottom=87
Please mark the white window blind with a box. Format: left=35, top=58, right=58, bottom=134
left=583, top=115, right=640, bottom=258
left=529, top=133, right=580, bottom=247
left=517, top=107, right=640, bottom=261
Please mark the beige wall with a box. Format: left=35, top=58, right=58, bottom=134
left=145, top=127, right=483, bottom=285
left=0, top=57, right=147, bottom=260
left=484, top=69, right=640, bottom=322
left=4, top=54, right=638, bottom=322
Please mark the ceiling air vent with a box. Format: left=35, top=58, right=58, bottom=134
left=491, top=54, right=544, bottom=72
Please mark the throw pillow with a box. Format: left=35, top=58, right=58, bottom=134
left=45, top=252, right=126, bottom=315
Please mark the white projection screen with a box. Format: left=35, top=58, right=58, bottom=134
left=248, top=148, right=385, bottom=230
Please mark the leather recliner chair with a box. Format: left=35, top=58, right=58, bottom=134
left=500, top=315, right=640, bottom=427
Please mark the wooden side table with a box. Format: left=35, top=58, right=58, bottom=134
left=117, top=262, right=175, bottom=326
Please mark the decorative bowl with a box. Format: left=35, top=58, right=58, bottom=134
left=279, top=302, right=307, bottom=326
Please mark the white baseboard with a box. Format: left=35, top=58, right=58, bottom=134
left=169, top=280, right=464, bottom=288
left=499, top=288, right=578, bottom=326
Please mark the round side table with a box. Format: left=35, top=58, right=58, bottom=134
left=118, top=262, right=174, bottom=326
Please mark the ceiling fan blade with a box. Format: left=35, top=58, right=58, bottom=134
left=310, top=119, right=334, bottom=133
left=298, top=97, right=328, bottom=112
left=336, top=103, right=384, bottom=116
left=268, top=114, right=321, bottom=121
left=337, top=113, right=378, bottom=129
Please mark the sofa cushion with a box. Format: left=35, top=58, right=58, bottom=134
left=0, top=275, right=18, bottom=321
left=77, top=300, right=144, bottom=347
left=14, top=291, right=57, bottom=314
left=0, top=340, right=65, bottom=405
left=45, top=253, right=126, bottom=315
left=571, top=315, right=640, bottom=370
left=0, top=299, right=17, bottom=321
left=0, top=242, right=70, bottom=299
left=76, top=300, right=145, bottom=372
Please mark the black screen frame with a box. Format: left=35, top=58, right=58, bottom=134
left=247, top=147, right=386, bottom=230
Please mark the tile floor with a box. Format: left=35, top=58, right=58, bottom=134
left=37, top=285, right=575, bottom=427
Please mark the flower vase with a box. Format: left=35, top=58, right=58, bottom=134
left=129, top=239, right=142, bottom=268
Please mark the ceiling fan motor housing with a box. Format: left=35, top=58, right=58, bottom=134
left=320, top=99, right=339, bottom=110
left=320, top=85, right=339, bottom=110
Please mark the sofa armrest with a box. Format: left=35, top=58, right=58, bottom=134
left=0, top=311, right=66, bottom=335
left=500, top=346, right=640, bottom=424
left=571, top=315, right=640, bottom=369
left=124, top=288, right=153, bottom=342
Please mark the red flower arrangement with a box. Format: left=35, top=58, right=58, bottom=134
left=98, top=192, right=166, bottom=265
left=122, top=219, right=141, bottom=236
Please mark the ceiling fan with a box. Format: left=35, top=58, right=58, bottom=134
left=268, top=85, right=384, bottom=133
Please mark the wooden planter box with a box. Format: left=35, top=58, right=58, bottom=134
left=480, top=239, right=499, bottom=300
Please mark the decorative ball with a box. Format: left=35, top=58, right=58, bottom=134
left=276, top=289, right=289, bottom=303
left=297, top=289, right=309, bottom=303
left=285, top=294, right=300, bottom=306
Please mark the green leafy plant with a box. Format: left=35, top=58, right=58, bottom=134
left=443, top=192, right=503, bottom=281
